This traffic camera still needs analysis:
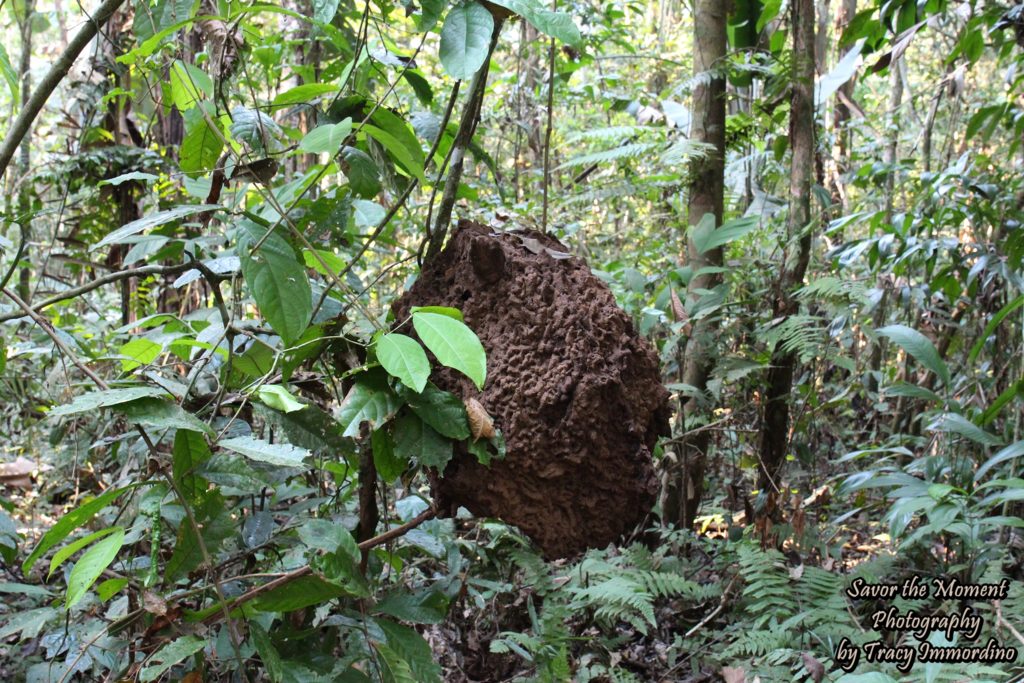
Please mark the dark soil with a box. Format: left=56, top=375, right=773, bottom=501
left=393, top=220, right=669, bottom=558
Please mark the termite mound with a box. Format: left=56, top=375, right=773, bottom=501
left=393, top=220, right=669, bottom=558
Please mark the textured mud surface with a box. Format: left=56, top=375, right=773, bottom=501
left=394, top=220, right=669, bottom=557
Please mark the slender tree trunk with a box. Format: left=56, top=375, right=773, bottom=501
left=16, top=0, right=35, bottom=305
left=831, top=0, right=857, bottom=214
left=757, top=0, right=815, bottom=500
left=661, top=0, right=727, bottom=529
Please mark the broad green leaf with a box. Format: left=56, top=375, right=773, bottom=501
left=404, top=383, right=470, bottom=440
left=485, top=0, right=580, bottom=46
left=883, top=383, right=942, bottom=403
left=237, top=220, right=313, bottom=346
left=313, top=0, right=341, bottom=23
left=928, top=413, right=1003, bottom=447
left=0, top=335, right=6, bottom=375
left=273, top=82, right=338, bottom=107
left=877, top=324, right=951, bottom=387
left=98, top=171, right=159, bottom=186
left=372, top=427, right=407, bottom=481
left=409, top=306, right=463, bottom=321
left=0, top=43, right=19, bottom=105
left=93, top=205, right=221, bottom=251
left=23, top=485, right=136, bottom=573
left=0, top=607, right=58, bottom=641
left=49, top=527, right=122, bottom=579
left=166, top=491, right=234, bottom=580
left=691, top=214, right=758, bottom=254
left=298, top=519, right=358, bottom=560
left=415, top=0, right=446, bottom=31
left=439, top=2, right=494, bottom=80
left=976, top=441, right=1024, bottom=482
left=377, top=333, right=430, bottom=393
left=119, top=338, right=163, bottom=371
left=978, top=380, right=1023, bottom=426
left=256, top=385, right=307, bottom=413
left=393, top=414, right=452, bottom=470
left=374, top=642, right=417, bottom=683
left=230, top=106, right=283, bottom=154
left=255, top=575, right=348, bottom=612
left=341, top=146, right=381, bottom=198
left=170, top=59, right=212, bottom=111
left=815, top=39, right=864, bottom=107
left=96, top=577, right=128, bottom=601
left=251, top=622, right=284, bottom=683
left=412, top=312, right=487, bottom=389
left=377, top=619, right=443, bottom=683
left=255, top=403, right=354, bottom=458
left=220, top=435, right=311, bottom=468
left=49, top=387, right=168, bottom=416
left=299, top=119, right=353, bottom=154
left=337, top=373, right=402, bottom=437
left=117, top=397, right=215, bottom=436
left=353, top=199, right=386, bottom=227
left=361, top=123, right=426, bottom=183
left=173, top=428, right=211, bottom=501
left=66, top=527, right=125, bottom=608
left=374, top=589, right=448, bottom=624
left=139, top=636, right=205, bottom=682
left=181, top=106, right=224, bottom=173
left=133, top=0, right=196, bottom=45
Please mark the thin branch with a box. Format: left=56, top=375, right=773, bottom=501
left=0, top=262, right=193, bottom=323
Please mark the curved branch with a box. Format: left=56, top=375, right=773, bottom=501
left=0, top=0, right=127, bottom=180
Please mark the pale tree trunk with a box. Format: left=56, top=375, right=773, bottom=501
left=757, top=0, right=815, bottom=501
left=831, top=0, right=857, bottom=214
left=866, top=59, right=903, bottom=394
left=16, top=0, right=35, bottom=304
left=661, top=0, right=727, bottom=529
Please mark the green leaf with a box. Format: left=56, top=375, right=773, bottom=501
left=314, top=0, right=341, bottom=23
left=116, top=397, right=215, bottom=436
left=0, top=335, right=5, bottom=374
left=393, top=414, right=452, bottom=470
left=23, top=485, right=136, bottom=574
left=139, top=636, right=205, bottom=682
left=877, top=324, right=951, bottom=387
left=220, top=435, right=311, bottom=468
left=298, top=519, right=359, bottom=559
left=404, top=383, right=469, bottom=440
left=342, top=146, right=381, bottom=198
left=415, top=0, right=446, bottom=31
left=66, top=527, right=124, bottom=608
left=412, top=312, right=487, bottom=389
left=231, top=105, right=283, bottom=154
left=250, top=622, right=284, bottom=683
left=337, top=373, right=402, bottom=437
left=362, top=123, right=426, bottom=183
left=118, top=338, right=163, bottom=371
left=181, top=106, right=224, bottom=173
left=133, top=0, right=196, bottom=45
left=255, top=575, right=348, bottom=612
left=237, top=220, right=313, bottom=346
left=439, top=2, right=494, bottom=80
left=374, top=589, right=449, bottom=624
left=173, top=429, right=211, bottom=501
left=410, top=305, right=463, bottom=320
left=691, top=214, right=758, bottom=254
left=377, top=619, right=443, bottom=683
left=484, top=0, right=581, bottom=46
left=166, top=491, right=234, bottom=580
left=49, top=527, right=122, bottom=579
left=0, top=43, right=20, bottom=105
left=975, top=441, right=1024, bottom=482
left=299, top=119, right=353, bottom=154
left=256, top=385, right=307, bottom=413
left=170, top=59, right=212, bottom=111
left=273, top=82, right=338, bottom=107
left=928, top=413, right=1003, bottom=447
left=255, top=403, right=354, bottom=458
left=969, top=294, right=1024, bottom=364
left=93, top=205, right=221, bottom=251
left=372, top=427, right=407, bottom=482
left=95, top=577, right=128, bottom=601
left=49, top=387, right=169, bottom=417
left=377, top=333, right=430, bottom=393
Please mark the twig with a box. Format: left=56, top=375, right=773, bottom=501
left=541, top=0, right=556, bottom=234
left=202, top=507, right=437, bottom=624
left=0, top=0, right=127, bottom=180
left=684, top=573, right=738, bottom=638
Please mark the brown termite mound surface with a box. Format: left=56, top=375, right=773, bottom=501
left=393, top=220, right=670, bottom=558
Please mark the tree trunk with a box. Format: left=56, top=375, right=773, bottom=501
left=16, top=0, right=35, bottom=305
left=661, top=0, right=727, bottom=529
left=831, top=0, right=857, bottom=214
left=757, top=0, right=815, bottom=500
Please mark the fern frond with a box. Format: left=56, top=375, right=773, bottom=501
left=760, top=314, right=825, bottom=362
left=557, top=142, right=661, bottom=170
